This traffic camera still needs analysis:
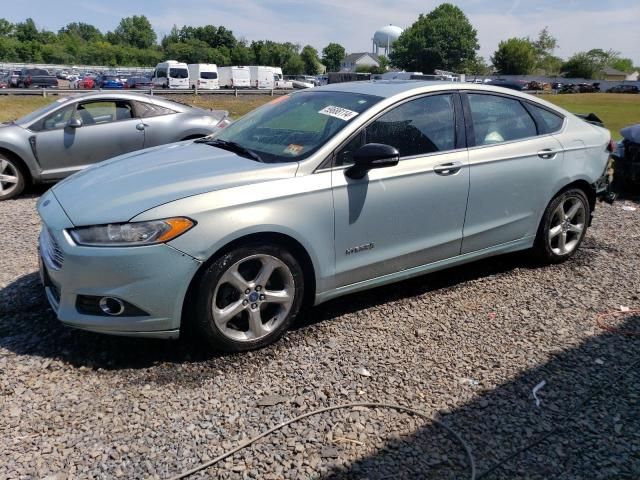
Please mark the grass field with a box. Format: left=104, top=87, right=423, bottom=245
left=1, top=92, right=638, bottom=138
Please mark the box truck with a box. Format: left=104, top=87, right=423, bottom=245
left=187, top=64, right=219, bottom=89
left=218, top=66, right=251, bottom=89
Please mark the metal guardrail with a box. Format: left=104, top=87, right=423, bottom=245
left=0, top=87, right=293, bottom=97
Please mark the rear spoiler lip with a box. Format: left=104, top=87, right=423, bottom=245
left=574, top=112, right=605, bottom=128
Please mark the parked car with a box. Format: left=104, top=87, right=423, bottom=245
left=606, top=85, right=639, bottom=94
left=8, top=70, right=21, bottom=87
left=96, top=75, right=124, bottom=89
left=0, top=92, right=230, bottom=200
left=0, top=76, right=8, bottom=88
left=578, top=83, right=600, bottom=93
left=36, top=82, right=613, bottom=352
left=125, top=76, right=154, bottom=89
left=17, top=68, right=58, bottom=89
left=70, top=75, right=95, bottom=90
left=612, top=124, right=640, bottom=192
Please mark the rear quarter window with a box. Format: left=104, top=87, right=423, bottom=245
left=528, top=104, right=565, bottom=133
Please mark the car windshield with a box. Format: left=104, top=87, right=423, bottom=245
left=170, top=68, right=188, bottom=79
left=15, top=97, right=74, bottom=126
left=30, top=69, right=49, bottom=75
left=211, top=90, right=382, bottom=163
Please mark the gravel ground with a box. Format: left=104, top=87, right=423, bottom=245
left=1, top=190, right=639, bottom=479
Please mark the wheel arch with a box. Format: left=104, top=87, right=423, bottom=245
left=553, top=179, right=596, bottom=220
left=180, top=231, right=317, bottom=334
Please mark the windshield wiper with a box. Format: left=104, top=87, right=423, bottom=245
left=195, top=138, right=263, bottom=162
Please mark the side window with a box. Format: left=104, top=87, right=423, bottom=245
left=76, top=101, right=133, bottom=125
left=41, top=105, right=75, bottom=131
left=156, top=68, right=167, bottom=78
left=336, top=94, right=456, bottom=166
left=527, top=104, right=564, bottom=133
left=135, top=102, right=177, bottom=118
left=468, top=94, right=537, bottom=145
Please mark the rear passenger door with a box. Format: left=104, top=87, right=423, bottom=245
left=331, top=93, right=470, bottom=287
left=460, top=92, right=565, bottom=253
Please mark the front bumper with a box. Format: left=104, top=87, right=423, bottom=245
left=37, top=193, right=201, bottom=338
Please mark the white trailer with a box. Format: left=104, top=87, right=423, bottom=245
left=187, top=64, right=219, bottom=89
left=152, top=60, right=189, bottom=89
left=218, top=66, right=251, bottom=89
left=247, top=66, right=275, bottom=89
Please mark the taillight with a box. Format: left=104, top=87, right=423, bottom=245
left=607, top=139, right=615, bottom=153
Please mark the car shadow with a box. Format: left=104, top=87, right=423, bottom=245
left=317, top=313, right=640, bottom=479
left=0, top=237, right=613, bottom=374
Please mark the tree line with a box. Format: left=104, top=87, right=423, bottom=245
left=0, top=6, right=636, bottom=79
left=0, top=16, right=343, bottom=75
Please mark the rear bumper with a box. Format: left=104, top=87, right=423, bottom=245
left=594, top=157, right=616, bottom=204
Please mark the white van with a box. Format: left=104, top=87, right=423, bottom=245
left=248, top=66, right=275, bottom=90
left=153, top=60, right=189, bottom=89
left=187, top=64, right=219, bottom=89
left=268, top=67, right=293, bottom=89
left=218, top=66, right=251, bottom=89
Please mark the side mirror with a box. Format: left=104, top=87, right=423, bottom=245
left=67, top=117, right=82, bottom=129
left=345, top=143, right=400, bottom=179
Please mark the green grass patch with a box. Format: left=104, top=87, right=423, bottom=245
left=544, top=93, right=640, bottom=139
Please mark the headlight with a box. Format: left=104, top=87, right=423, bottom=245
left=68, top=218, right=195, bottom=247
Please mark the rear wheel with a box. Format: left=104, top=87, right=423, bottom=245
left=0, top=154, right=26, bottom=200
left=194, top=244, right=304, bottom=352
left=533, top=188, right=590, bottom=263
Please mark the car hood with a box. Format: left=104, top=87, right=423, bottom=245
left=52, top=142, right=299, bottom=226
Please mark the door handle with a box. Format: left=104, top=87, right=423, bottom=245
left=136, top=123, right=148, bottom=131
left=537, top=149, right=560, bottom=159
left=433, top=162, right=462, bottom=176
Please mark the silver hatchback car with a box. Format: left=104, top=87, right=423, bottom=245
left=37, top=82, right=613, bottom=351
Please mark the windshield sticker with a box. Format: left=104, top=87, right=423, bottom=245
left=284, top=144, right=304, bottom=155
left=318, top=106, right=359, bottom=121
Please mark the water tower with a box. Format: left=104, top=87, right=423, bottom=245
left=372, top=25, right=403, bottom=55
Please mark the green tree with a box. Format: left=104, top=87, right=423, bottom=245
left=321, top=42, right=345, bottom=72
left=283, top=54, right=304, bottom=75
left=491, top=37, right=537, bottom=74
left=0, top=18, right=14, bottom=37
left=110, top=15, right=156, bottom=49
left=59, top=22, right=103, bottom=42
left=461, top=55, right=490, bottom=76
left=390, top=3, right=479, bottom=73
left=532, top=26, right=557, bottom=58
left=14, top=18, right=39, bottom=42
left=611, top=57, right=634, bottom=73
left=562, top=52, right=596, bottom=78
left=377, top=54, right=390, bottom=71
left=300, top=45, right=321, bottom=75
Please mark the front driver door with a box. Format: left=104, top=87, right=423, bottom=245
left=331, top=93, right=469, bottom=288
left=35, top=99, right=144, bottom=180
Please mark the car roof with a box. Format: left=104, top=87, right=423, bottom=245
left=312, top=80, right=569, bottom=115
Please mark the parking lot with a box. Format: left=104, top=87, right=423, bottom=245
left=1, top=188, right=638, bottom=479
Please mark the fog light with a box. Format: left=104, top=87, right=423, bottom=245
left=99, top=297, right=125, bottom=316
left=76, top=295, right=149, bottom=317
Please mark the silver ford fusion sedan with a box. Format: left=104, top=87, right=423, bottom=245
left=37, top=81, right=613, bottom=351
left=0, top=92, right=229, bottom=200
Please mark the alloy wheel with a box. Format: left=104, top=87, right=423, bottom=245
left=212, top=254, right=295, bottom=342
left=547, top=196, right=586, bottom=255
left=0, top=159, right=20, bottom=197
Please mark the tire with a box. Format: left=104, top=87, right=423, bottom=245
left=0, top=154, right=26, bottom=201
left=533, top=188, right=590, bottom=263
left=194, top=243, right=304, bottom=352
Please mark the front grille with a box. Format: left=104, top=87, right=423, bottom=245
left=40, top=228, right=64, bottom=270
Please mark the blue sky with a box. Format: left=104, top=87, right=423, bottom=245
left=3, top=0, right=639, bottom=65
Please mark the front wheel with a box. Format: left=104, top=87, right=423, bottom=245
left=194, top=244, right=304, bottom=352
left=0, top=154, right=26, bottom=200
left=533, top=188, right=590, bottom=263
